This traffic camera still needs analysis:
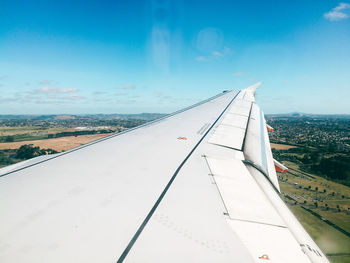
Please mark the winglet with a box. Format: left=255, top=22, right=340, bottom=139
left=243, top=82, right=261, bottom=101
left=246, top=82, right=261, bottom=93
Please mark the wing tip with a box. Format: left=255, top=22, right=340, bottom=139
left=242, top=82, right=261, bottom=101
left=246, top=82, right=262, bottom=91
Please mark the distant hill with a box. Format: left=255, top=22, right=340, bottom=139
left=80, top=113, right=167, bottom=120
left=266, top=113, right=350, bottom=119
left=1, top=113, right=348, bottom=121
left=54, top=115, right=76, bottom=120
left=0, top=113, right=167, bottom=121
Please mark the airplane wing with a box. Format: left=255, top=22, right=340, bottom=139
left=0, top=84, right=329, bottom=263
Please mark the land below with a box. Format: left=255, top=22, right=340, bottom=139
left=267, top=114, right=350, bottom=263
left=0, top=133, right=112, bottom=152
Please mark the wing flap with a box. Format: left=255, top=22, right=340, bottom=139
left=208, top=125, right=246, bottom=150
left=228, top=105, right=251, bottom=116
left=208, top=98, right=252, bottom=150
left=205, top=156, right=285, bottom=227
left=220, top=113, right=248, bottom=129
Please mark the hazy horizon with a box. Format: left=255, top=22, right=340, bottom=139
left=0, top=112, right=350, bottom=117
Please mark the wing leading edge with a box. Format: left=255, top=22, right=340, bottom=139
left=0, top=85, right=329, bottom=263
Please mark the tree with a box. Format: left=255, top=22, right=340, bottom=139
left=16, top=144, right=40, bottom=159
left=15, top=144, right=57, bottom=160
left=310, top=151, right=320, bottom=163
left=336, top=204, right=341, bottom=212
left=313, top=157, right=350, bottom=181
left=0, top=154, right=14, bottom=165
left=4, top=136, right=14, bottom=142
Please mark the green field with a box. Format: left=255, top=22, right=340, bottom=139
left=0, top=126, right=73, bottom=142
left=278, top=161, right=350, bottom=263
left=0, top=126, right=116, bottom=143
left=0, top=126, right=69, bottom=136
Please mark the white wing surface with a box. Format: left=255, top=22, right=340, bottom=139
left=0, top=84, right=329, bottom=262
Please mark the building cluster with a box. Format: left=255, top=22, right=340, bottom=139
left=266, top=116, right=350, bottom=153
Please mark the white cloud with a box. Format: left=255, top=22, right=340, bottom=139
left=36, top=87, right=78, bottom=94
left=153, top=90, right=174, bottom=100
left=195, top=47, right=232, bottom=62
left=232, top=71, right=248, bottom=76
left=325, top=10, right=348, bottom=21
left=334, top=2, right=350, bottom=11
left=324, top=2, right=350, bottom=21
left=63, top=95, right=84, bottom=100
left=212, top=51, right=223, bottom=57
left=92, top=91, right=107, bottom=95
left=195, top=56, right=207, bottom=61
left=39, top=80, right=51, bottom=85
left=118, top=85, right=135, bottom=90
left=28, top=86, right=84, bottom=104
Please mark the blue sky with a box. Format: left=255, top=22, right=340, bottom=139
left=0, top=0, right=349, bottom=114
